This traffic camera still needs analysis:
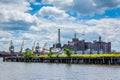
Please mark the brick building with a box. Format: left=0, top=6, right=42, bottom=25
left=63, top=34, right=111, bottom=54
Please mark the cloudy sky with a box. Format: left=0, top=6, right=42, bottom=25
left=0, top=0, right=120, bottom=52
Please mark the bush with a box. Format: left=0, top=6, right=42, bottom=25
left=64, top=48, right=72, bottom=57
left=56, top=54, right=59, bottom=58
left=47, top=51, right=54, bottom=57
left=23, top=48, right=36, bottom=58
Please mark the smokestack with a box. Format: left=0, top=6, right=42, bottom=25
left=74, top=33, right=76, bottom=39
left=58, top=29, right=60, bottom=43
left=99, top=36, right=101, bottom=42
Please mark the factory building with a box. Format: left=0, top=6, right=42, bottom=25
left=63, top=34, right=111, bottom=54
left=50, top=29, right=111, bottom=54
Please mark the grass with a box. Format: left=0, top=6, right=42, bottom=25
left=71, top=53, right=120, bottom=58
left=34, top=53, right=120, bottom=58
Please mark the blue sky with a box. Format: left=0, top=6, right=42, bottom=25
left=0, top=0, right=120, bottom=52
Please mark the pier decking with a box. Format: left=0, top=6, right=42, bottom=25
left=3, top=57, right=120, bottom=65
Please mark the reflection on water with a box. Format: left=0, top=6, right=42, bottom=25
left=0, top=58, right=120, bottom=80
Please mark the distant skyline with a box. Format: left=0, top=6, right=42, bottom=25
left=0, top=0, right=120, bottom=52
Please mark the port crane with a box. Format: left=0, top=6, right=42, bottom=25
left=19, top=40, right=24, bottom=56
left=35, top=42, right=40, bottom=54
left=9, top=40, right=14, bottom=55
left=32, top=41, right=36, bottom=54
left=40, top=42, right=47, bottom=54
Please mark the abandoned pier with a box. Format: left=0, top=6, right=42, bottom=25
left=3, top=57, right=120, bottom=65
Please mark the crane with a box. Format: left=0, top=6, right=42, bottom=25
left=32, top=41, right=36, bottom=54
left=9, top=40, right=14, bottom=55
left=40, top=42, right=47, bottom=54
left=19, top=40, right=24, bottom=56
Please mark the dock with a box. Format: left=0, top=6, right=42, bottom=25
left=3, top=57, right=120, bottom=65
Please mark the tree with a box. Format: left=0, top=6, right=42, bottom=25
left=64, top=48, right=72, bottom=57
left=56, top=54, right=59, bottom=58
left=47, top=51, right=54, bottom=57
left=23, top=48, right=34, bottom=58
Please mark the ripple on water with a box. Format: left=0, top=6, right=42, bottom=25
left=0, top=58, right=120, bottom=80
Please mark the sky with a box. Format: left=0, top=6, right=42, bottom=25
left=0, top=0, right=120, bottom=52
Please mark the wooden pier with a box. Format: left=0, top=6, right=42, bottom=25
left=3, top=57, right=120, bottom=65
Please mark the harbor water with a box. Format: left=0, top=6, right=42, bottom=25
left=0, top=58, right=120, bottom=80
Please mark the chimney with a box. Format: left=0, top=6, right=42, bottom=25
left=74, top=33, right=76, bottom=39
left=58, top=29, right=60, bottom=43
left=99, top=36, right=101, bottom=42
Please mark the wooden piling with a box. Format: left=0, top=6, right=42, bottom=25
left=3, top=56, right=120, bottom=65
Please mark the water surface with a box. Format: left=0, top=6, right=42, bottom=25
left=0, top=58, right=120, bottom=80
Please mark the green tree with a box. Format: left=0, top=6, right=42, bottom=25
left=64, top=48, right=72, bottom=57
left=23, top=48, right=33, bottom=58
left=56, top=54, right=59, bottom=58
left=47, top=51, right=54, bottom=57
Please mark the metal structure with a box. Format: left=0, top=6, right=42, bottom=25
left=35, top=42, right=40, bottom=54
left=9, top=40, right=14, bottom=55
left=58, top=29, right=60, bottom=44
left=19, top=41, right=24, bottom=56
left=32, top=41, right=36, bottom=54
left=40, top=43, right=47, bottom=54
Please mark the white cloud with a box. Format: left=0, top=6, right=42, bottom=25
left=35, top=6, right=75, bottom=21
left=22, top=33, right=39, bottom=40
left=42, top=0, right=73, bottom=8
left=39, top=6, right=68, bottom=17
left=0, top=0, right=36, bottom=31
left=28, top=0, right=41, bottom=5
left=0, top=0, right=32, bottom=12
left=42, top=0, right=120, bottom=15
left=0, top=30, right=12, bottom=40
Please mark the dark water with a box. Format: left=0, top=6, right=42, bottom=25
left=0, top=58, right=120, bottom=80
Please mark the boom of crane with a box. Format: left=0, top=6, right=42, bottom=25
left=9, top=40, right=14, bottom=55
left=19, top=40, right=24, bottom=56
left=32, top=41, right=36, bottom=54
left=40, top=42, right=47, bottom=55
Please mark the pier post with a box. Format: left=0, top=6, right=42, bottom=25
left=110, top=57, right=113, bottom=64
left=3, top=57, right=5, bottom=62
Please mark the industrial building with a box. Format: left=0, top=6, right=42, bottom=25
left=50, top=29, right=111, bottom=54
left=63, top=33, right=111, bottom=54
